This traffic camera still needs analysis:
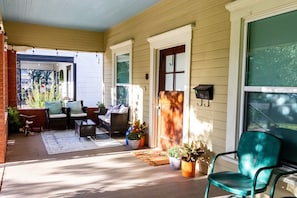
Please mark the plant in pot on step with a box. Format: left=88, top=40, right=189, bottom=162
left=96, top=101, right=106, bottom=114
left=197, top=141, right=215, bottom=175
left=127, top=120, right=146, bottom=149
left=167, top=145, right=182, bottom=170
left=180, top=142, right=204, bottom=178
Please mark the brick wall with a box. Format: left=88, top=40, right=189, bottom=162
left=8, top=50, right=17, bottom=107
left=0, top=33, right=8, bottom=163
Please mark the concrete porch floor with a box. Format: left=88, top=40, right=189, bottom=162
left=0, top=130, right=228, bottom=198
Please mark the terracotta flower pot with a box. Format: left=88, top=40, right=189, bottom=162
left=139, top=135, right=145, bottom=148
left=181, top=160, right=196, bottom=178
left=198, top=161, right=209, bottom=175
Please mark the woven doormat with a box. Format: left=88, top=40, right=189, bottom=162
left=133, top=149, right=169, bottom=166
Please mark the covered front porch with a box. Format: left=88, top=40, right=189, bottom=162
left=2, top=130, right=228, bottom=198
left=1, top=0, right=297, bottom=197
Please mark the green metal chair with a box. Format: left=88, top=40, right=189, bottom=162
left=204, top=131, right=282, bottom=198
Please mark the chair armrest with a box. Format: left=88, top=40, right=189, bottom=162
left=44, top=108, right=49, bottom=117
left=82, top=106, right=88, bottom=113
left=269, top=168, right=297, bottom=197
left=250, top=164, right=281, bottom=197
left=62, top=107, right=69, bottom=114
left=209, top=151, right=237, bottom=174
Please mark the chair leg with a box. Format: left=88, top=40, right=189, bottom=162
left=204, top=181, right=211, bottom=198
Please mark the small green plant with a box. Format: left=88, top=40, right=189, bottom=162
left=127, top=120, right=147, bottom=140
left=168, top=146, right=181, bottom=159
left=96, top=101, right=105, bottom=108
left=7, top=107, right=21, bottom=133
left=180, top=142, right=204, bottom=162
left=26, top=82, right=60, bottom=108
left=127, top=131, right=142, bottom=140
left=197, top=141, right=215, bottom=165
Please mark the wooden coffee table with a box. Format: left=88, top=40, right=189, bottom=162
left=74, top=119, right=96, bottom=139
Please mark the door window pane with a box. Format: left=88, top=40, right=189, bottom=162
left=165, top=74, right=173, bottom=91
left=175, top=53, right=185, bottom=72
left=165, top=55, right=174, bottom=73
left=175, top=73, right=184, bottom=91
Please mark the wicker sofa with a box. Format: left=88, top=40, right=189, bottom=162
left=98, top=104, right=129, bottom=137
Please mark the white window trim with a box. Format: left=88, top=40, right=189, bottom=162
left=225, top=0, right=297, bottom=155
left=147, top=24, right=192, bottom=148
left=110, top=39, right=133, bottom=106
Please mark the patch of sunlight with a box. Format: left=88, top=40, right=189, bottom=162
left=7, top=139, right=15, bottom=145
left=131, top=85, right=144, bottom=121
left=188, top=108, right=213, bottom=151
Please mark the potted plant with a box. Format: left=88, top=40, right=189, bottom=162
left=96, top=101, right=106, bottom=114
left=197, top=141, right=214, bottom=175
left=7, top=106, right=21, bottom=134
left=180, top=142, right=204, bottom=178
left=167, top=146, right=181, bottom=170
left=127, top=120, right=147, bottom=149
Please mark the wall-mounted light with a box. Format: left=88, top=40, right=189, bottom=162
left=193, top=84, right=214, bottom=107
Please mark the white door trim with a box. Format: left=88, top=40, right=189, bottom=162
left=147, top=24, right=193, bottom=148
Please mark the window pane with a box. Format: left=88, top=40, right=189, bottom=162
left=165, top=74, right=173, bottom=91
left=116, top=53, right=129, bottom=84
left=175, top=53, right=185, bottom=72
left=246, top=10, right=297, bottom=87
left=245, top=92, right=297, bottom=131
left=116, top=85, right=129, bottom=106
left=175, top=73, right=184, bottom=91
left=166, top=55, right=174, bottom=73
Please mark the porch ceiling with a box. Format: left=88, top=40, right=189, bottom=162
left=0, top=0, right=160, bottom=32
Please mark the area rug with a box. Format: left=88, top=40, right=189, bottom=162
left=133, top=149, right=169, bottom=166
left=41, top=129, right=123, bottom=155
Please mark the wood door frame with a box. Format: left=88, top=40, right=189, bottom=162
left=147, top=24, right=193, bottom=148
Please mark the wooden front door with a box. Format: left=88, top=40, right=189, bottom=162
left=158, top=45, right=185, bottom=150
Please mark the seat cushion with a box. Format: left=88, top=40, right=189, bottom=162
left=45, top=101, right=62, bottom=114
left=119, top=105, right=129, bottom=113
left=70, top=113, right=87, bottom=117
left=67, top=101, right=83, bottom=114
left=49, top=113, right=67, bottom=118
left=98, top=115, right=110, bottom=124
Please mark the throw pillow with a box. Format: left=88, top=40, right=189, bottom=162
left=45, top=101, right=62, bottom=114
left=119, top=105, right=129, bottom=113
left=67, top=101, right=83, bottom=114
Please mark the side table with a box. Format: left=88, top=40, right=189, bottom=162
left=75, top=119, right=96, bottom=139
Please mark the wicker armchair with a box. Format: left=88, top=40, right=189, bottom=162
left=45, top=101, right=68, bottom=130
left=66, top=100, right=88, bottom=129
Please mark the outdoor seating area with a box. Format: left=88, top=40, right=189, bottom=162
left=45, top=100, right=88, bottom=130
